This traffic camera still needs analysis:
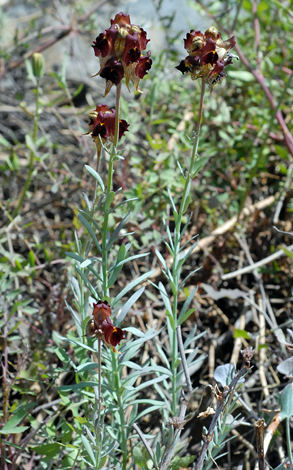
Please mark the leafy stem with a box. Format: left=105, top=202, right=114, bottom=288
left=286, top=417, right=293, bottom=465
left=102, top=82, right=122, bottom=298
left=112, top=350, right=128, bottom=470
left=170, top=78, right=205, bottom=414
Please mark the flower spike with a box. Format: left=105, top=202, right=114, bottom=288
left=92, top=12, right=152, bottom=96
left=176, top=26, right=238, bottom=92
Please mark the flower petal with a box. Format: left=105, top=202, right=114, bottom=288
left=100, top=57, right=124, bottom=85
left=102, top=318, right=125, bottom=352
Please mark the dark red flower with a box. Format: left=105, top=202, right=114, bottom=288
left=85, top=104, right=129, bottom=156
left=176, top=26, right=237, bottom=92
left=102, top=317, right=125, bottom=349
left=92, top=12, right=152, bottom=96
left=86, top=301, right=126, bottom=353
left=100, top=57, right=124, bottom=93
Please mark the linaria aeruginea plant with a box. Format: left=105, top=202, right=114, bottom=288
left=54, top=12, right=165, bottom=470
left=132, top=25, right=239, bottom=470
left=54, top=13, right=244, bottom=470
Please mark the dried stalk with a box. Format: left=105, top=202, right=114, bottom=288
left=255, top=419, right=266, bottom=470
left=221, top=243, right=293, bottom=280
left=195, top=348, right=254, bottom=470
left=132, top=423, right=159, bottom=470
left=159, top=326, right=193, bottom=470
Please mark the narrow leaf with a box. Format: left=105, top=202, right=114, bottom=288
left=78, top=209, right=101, bottom=233
left=178, top=307, right=195, bottom=325
left=116, top=287, right=145, bottom=325
left=76, top=267, right=98, bottom=299
left=107, top=213, right=131, bottom=250
left=158, top=281, right=172, bottom=314
left=128, top=374, right=169, bottom=392
left=78, top=214, right=102, bottom=253
left=178, top=267, right=201, bottom=290
left=66, top=252, right=85, bottom=263
left=81, top=434, right=96, bottom=465
left=108, top=244, right=126, bottom=288
left=155, top=249, right=167, bottom=270
left=85, top=165, right=105, bottom=192
left=110, top=197, right=139, bottom=213
left=112, top=271, right=156, bottom=307
left=167, top=187, right=178, bottom=213
left=108, top=253, right=149, bottom=273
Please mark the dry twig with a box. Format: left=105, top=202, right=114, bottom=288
left=255, top=419, right=266, bottom=470
left=221, top=243, right=293, bottom=280
left=195, top=347, right=254, bottom=470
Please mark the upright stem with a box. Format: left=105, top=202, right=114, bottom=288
left=101, top=82, right=122, bottom=297
left=94, top=337, right=103, bottom=470
left=97, top=338, right=102, bottom=422
left=286, top=418, right=293, bottom=465
left=179, top=78, right=205, bottom=221
left=170, top=78, right=205, bottom=415
left=1, top=303, right=9, bottom=468
left=114, top=82, right=122, bottom=148
left=174, top=78, right=205, bottom=258
left=112, top=351, right=127, bottom=470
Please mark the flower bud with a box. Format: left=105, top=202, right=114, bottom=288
left=31, top=53, right=45, bottom=79
left=92, top=300, right=112, bottom=328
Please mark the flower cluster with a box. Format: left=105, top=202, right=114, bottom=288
left=85, top=104, right=129, bottom=156
left=92, top=12, right=152, bottom=96
left=87, top=300, right=125, bottom=353
left=176, top=26, right=237, bottom=91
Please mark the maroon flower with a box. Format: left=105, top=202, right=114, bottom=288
left=85, top=104, right=129, bottom=156
left=86, top=301, right=126, bottom=353
left=92, top=12, right=152, bottom=96
left=176, top=26, right=237, bottom=92
left=102, top=317, right=125, bottom=350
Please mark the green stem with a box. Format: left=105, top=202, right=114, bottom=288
left=286, top=417, right=293, bottom=465
left=13, top=80, right=40, bottom=218
left=170, top=78, right=205, bottom=415
left=101, top=82, right=122, bottom=297
left=171, top=327, right=178, bottom=414
left=178, top=78, right=205, bottom=224
left=112, top=351, right=127, bottom=470
left=94, top=338, right=102, bottom=470
left=98, top=338, right=102, bottom=422
left=114, top=82, right=122, bottom=148
left=173, top=78, right=205, bottom=267
left=102, top=156, right=114, bottom=297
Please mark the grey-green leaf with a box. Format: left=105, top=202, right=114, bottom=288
left=112, top=270, right=156, bottom=307
left=85, top=165, right=105, bottom=192
left=279, top=382, right=293, bottom=419
left=116, top=287, right=145, bottom=325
